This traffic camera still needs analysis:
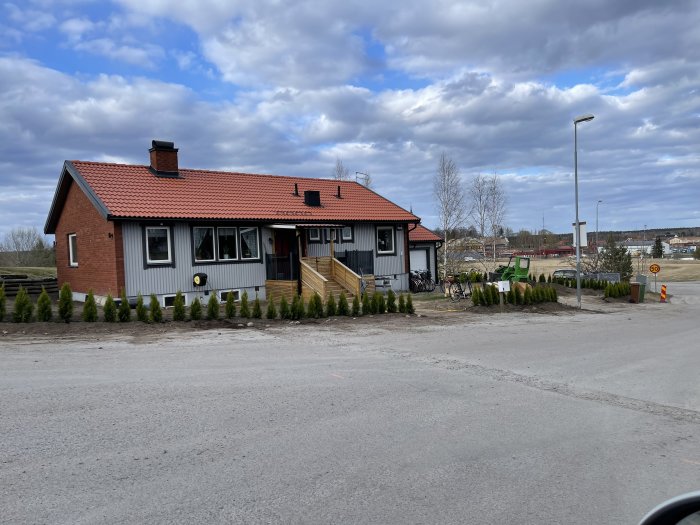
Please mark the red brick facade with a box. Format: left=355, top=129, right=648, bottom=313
left=55, top=182, right=124, bottom=296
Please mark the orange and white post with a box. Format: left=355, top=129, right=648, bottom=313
left=660, top=284, right=667, bottom=303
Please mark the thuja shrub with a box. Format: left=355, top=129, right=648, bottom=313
left=371, top=292, right=386, bottom=314
left=173, top=291, right=186, bottom=321
left=406, top=293, right=415, bottom=314
left=483, top=285, right=493, bottom=306
left=266, top=296, right=277, bottom=319
left=398, top=293, right=406, bottom=313
left=352, top=295, right=361, bottom=316
left=36, top=287, right=52, bottom=322
left=386, top=289, right=397, bottom=313
left=514, top=285, right=523, bottom=306
left=225, top=291, right=236, bottom=319
left=523, top=287, right=533, bottom=306
left=325, top=293, right=337, bottom=317
left=135, top=293, right=147, bottom=322
left=0, top=283, right=5, bottom=321
left=118, top=289, right=131, bottom=322
left=190, top=297, right=202, bottom=320
left=507, top=288, right=515, bottom=305
left=252, top=296, right=262, bottom=319
left=13, top=286, right=33, bottom=322
left=239, top=291, right=250, bottom=318
left=337, top=292, right=349, bottom=316
left=539, top=273, right=546, bottom=283
left=82, top=290, right=98, bottom=322
left=471, top=286, right=481, bottom=306
left=307, top=292, right=324, bottom=319
left=207, top=293, right=220, bottom=320
left=103, top=294, right=117, bottom=322
left=149, top=294, right=162, bottom=323
left=279, top=295, right=290, bottom=319
left=294, top=294, right=305, bottom=319
left=290, top=294, right=300, bottom=319
left=361, top=292, right=372, bottom=315
left=58, top=282, right=73, bottom=323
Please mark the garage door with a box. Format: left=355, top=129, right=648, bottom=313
left=410, top=249, right=428, bottom=271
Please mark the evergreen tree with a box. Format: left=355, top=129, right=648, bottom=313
left=135, top=293, right=148, bottom=322
left=523, top=287, right=532, bottom=305
left=352, top=295, right=361, bottom=316
left=652, top=237, right=663, bottom=259
left=514, top=285, right=523, bottom=306
left=149, top=294, right=162, bottom=323
left=252, top=296, right=262, bottom=319
left=290, top=294, right=300, bottom=320
left=326, top=293, right=337, bottom=316
left=600, top=236, right=633, bottom=281
left=386, top=289, right=397, bottom=313
left=207, top=293, right=220, bottom=320
left=279, top=295, right=290, bottom=319
left=103, top=294, right=117, bottom=322
left=0, top=283, right=5, bottom=322
left=361, top=292, right=372, bottom=315
left=190, top=297, right=202, bottom=320
left=406, top=293, right=415, bottom=314
left=173, top=290, right=186, bottom=321
left=266, top=296, right=277, bottom=319
left=337, top=292, right=350, bottom=316
left=118, top=288, right=131, bottom=322
left=36, top=287, right=52, bottom=322
left=58, top=282, right=73, bottom=323
left=398, top=293, right=406, bottom=313
left=12, top=286, right=33, bottom=322
left=225, top=291, right=236, bottom=319
left=294, top=294, right=305, bottom=319
left=82, top=290, right=98, bottom=322
left=240, top=291, right=250, bottom=318
left=471, top=286, right=481, bottom=306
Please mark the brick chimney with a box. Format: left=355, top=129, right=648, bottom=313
left=149, top=140, right=179, bottom=177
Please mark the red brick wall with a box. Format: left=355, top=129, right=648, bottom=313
left=55, top=182, right=124, bottom=297
left=150, top=149, right=178, bottom=172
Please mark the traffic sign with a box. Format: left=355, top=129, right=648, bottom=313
left=649, top=264, right=661, bottom=274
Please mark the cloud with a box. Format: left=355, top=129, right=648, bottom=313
left=4, top=2, right=56, bottom=33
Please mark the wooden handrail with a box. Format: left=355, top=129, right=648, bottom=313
left=300, top=259, right=328, bottom=298
left=330, top=257, right=361, bottom=297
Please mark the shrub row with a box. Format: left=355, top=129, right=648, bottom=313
left=553, top=276, right=610, bottom=290
left=0, top=283, right=415, bottom=323
left=604, top=282, right=631, bottom=298
left=472, top=284, right=558, bottom=307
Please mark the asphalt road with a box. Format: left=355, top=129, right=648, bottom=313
left=1, top=283, right=699, bottom=524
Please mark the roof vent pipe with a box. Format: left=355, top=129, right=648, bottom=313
left=336, top=185, right=341, bottom=199
left=293, top=183, right=299, bottom=196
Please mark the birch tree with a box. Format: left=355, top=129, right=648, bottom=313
left=467, top=174, right=489, bottom=255
left=434, top=153, right=466, bottom=276
left=486, top=173, right=506, bottom=262
left=333, top=158, right=350, bottom=181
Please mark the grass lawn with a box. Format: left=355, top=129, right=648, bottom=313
left=0, top=267, right=57, bottom=279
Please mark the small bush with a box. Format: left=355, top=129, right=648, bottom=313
left=386, top=289, right=397, bottom=313
left=547, top=274, right=552, bottom=284
left=118, top=289, right=131, bottom=322
left=373, top=292, right=386, bottom=314
left=240, top=291, right=250, bottom=318
left=103, top=294, right=117, bottom=322
left=398, top=293, right=406, bottom=313
left=294, top=294, right=305, bottom=319
left=352, top=295, right=361, bottom=316
left=337, top=292, right=349, bottom=316
left=514, top=285, right=523, bottom=306
left=506, top=288, right=515, bottom=305
left=136, top=293, right=148, bottom=322
left=539, top=273, right=546, bottom=283
left=484, top=285, right=493, bottom=306
left=326, top=293, right=337, bottom=317
left=36, top=287, right=52, bottom=322
left=58, top=282, right=73, bottom=323
left=13, top=286, right=33, bottom=322
left=307, top=292, right=322, bottom=319
left=207, top=293, right=220, bottom=320
left=290, top=294, right=300, bottom=319
left=82, top=290, right=98, bottom=322
left=225, top=292, right=236, bottom=319
left=523, top=287, right=532, bottom=306
left=279, top=295, right=290, bottom=319
left=266, top=296, right=277, bottom=319
left=0, top=284, right=5, bottom=322
left=361, top=292, right=372, bottom=315
left=471, top=286, right=481, bottom=306
left=149, top=294, right=162, bottom=323
left=406, top=293, right=415, bottom=314
left=252, top=296, right=262, bottom=319
left=190, top=297, right=202, bottom=320
left=173, top=291, right=186, bottom=321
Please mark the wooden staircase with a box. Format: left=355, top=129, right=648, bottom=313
left=300, top=256, right=363, bottom=301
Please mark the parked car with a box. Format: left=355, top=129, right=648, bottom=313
left=552, top=269, right=577, bottom=279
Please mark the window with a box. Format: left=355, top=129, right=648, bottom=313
left=219, top=290, right=240, bottom=302
left=68, top=233, right=78, bottom=266
left=308, top=228, right=321, bottom=242
left=341, top=226, right=353, bottom=242
left=193, top=227, right=215, bottom=262
left=146, top=227, right=171, bottom=264
left=218, top=227, right=238, bottom=260
left=240, top=227, right=260, bottom=260
left=376, top=226, right=395, bottom=255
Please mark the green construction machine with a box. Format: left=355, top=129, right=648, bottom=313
left=488, top=255, right=531, bottom=283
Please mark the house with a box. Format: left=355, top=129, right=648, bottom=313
left=44, top=140, right=420, bottom=306
left=408, top=225, right=443, bottom=280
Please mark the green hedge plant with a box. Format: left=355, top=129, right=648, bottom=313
left=36, top=287, right=52, bottom=322
left=58, top=282, right=73, bottom=323
left=82, top=290, right=98, bottom=322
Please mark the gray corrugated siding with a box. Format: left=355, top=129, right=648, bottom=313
left=122, top=223, right=268, bottom=301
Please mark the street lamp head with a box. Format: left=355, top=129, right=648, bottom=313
left=574, top=114, right=595, bottom=124
left=598, top=199, right=603, bottom=204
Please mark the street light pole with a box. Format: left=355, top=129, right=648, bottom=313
left=596, top=200, right=603, bottom=248
left=574, top=113, right=594, bottom=309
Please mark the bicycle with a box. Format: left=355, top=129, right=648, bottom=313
left=448, top=278, right=473, bottom=301
left=409, top=269, right=435, bottom=293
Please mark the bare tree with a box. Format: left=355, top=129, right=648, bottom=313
left=434, top=153, right=466, bottom=277
left=467, top=174, right=489, bottom=256
left=333, top=158, right=350, bottom=181
left=0, top=226, right=54, bottom=266
left=486, top=173, right=506, bottom=262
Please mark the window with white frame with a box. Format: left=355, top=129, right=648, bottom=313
left=376, top=226, right=395, bottom=255
left=217, top=227, right=238, bottom=260
left=341, top=226, right=353, bottom=242
left=219, top=289, right=240, bottom=302
left=146, top=227, right=172, bottom=264
left=308, top=228, right=321, bottom=242
left=193, top=227, right=215, bottom=262
left=239, top=227, right=260, bottom=259
left=68, top=233, right=78, bottom=266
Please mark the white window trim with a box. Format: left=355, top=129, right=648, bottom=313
left=68, top=233, right=78, bottom=267
left=145, top=226, right=172, bottom=264
left=239, top=227, right=260, bottom=260
left=193, top=226, right=216, bottom=263
left=219, top=289, right=241, bottom=302
left=217, top=226, right=239, bottom=261
left=308, top=228, right=321, bottom=242
left=341, top=226, right=353, bottom=242
left=376, top=226, right=395, bottom=255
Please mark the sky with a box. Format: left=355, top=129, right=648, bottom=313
left=0, top=0, right=699, bottom=240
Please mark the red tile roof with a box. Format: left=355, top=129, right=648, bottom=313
left=409, top=224, right=443, bottom=242
left=63, top=161, right=419, bottom=224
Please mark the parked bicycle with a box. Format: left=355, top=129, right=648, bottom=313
left=409, top=269, right=436, bottom=292
left=448, top=278, right=473, bottom=301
